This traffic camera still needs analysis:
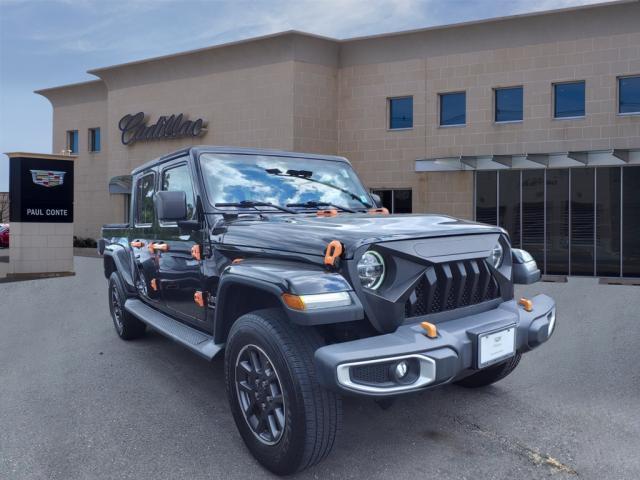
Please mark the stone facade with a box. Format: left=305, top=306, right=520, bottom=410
left=36, top=1, right=640, bottom=238
left=0, top=192, right=8, bottom=224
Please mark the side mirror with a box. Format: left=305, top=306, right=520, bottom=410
left=370, top=193, right=383, bottom=208
left=155, top=190, right=187, bottom=222
left=511, top=249, right=541, bottom=284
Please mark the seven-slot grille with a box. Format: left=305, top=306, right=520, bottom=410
left=404, top=259, right=500, bottom=319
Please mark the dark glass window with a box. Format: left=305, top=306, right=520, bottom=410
left=389, top=97, right=413, bottom=129
left=596, top=167, right=621, bottom=277
left=498, top=170, right=520, bottom=248
left=554, top=81, right=585, bottom=118
left=89, top=128, right=101, bottom=152
left=623, top=167, right=640, bottom=277
left=619, top=76, right=640, bottom=114
left=161, top=163, right=195, bottom=220
left=521, top=170, right=544, bottom=268
left=546, top=169, right=569, bottom=275
left=475, top=171, right=497, bottom=225
left=135, top=173, right=155, bottom=225
left=570, top=168, right=594, bottom=275
left=440, top=92, right=466, bottom=126
left=67, top=130, right=78, bottom=153
left=371, top=189, right=412, bottom=213
left=495, top=87, right=523, bottom=122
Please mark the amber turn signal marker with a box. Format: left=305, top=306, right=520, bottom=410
left=194, top=291, right=205, bottom=308
left=282, top=293, right=305, bottom=311
left=150, top=278, right=158, bottom=291
left=232, top=258, right=244, bottom=265
left=316, top=209, right=338, bottom=217
left=367, top=207, right=389, bottom=215
left=420, top=321, right=438, bottom=338
left=324, top=240, right=343, bottom=266
left=130, top=240, right=145, bottom=248
left=518, top=297, right=533, bottom=312
left=191, top=244, right=201, bottom=261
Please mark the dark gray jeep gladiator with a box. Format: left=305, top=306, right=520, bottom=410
left=99, top=146, right=556, bottom=475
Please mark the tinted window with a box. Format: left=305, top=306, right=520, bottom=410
left=495, top=87, right=523, bottom=122
left=372, top=189, right=412, bottom=213
left=546, top=169, right=569, bottom=275
left=498, top=170, right=521, bottom=248
left=596, top=167, right=621, bottom=277
left=89, top=128, right=101, bottom=152
left=554, top=82, right=585, bottom=118
left=475, top=171, right=497, bottom=225
left=161, top=163, right=195, bottom=220
left=135, top=173, right=155, bottom=225
left=521, top=170, right=544, bottom=268
left=440, top=92, right=466, bottom=126
left=389, top=97, right=413, bottom=129
left=570, top=168, right=594, bottom=275
left=67, top=130, right=78, bottom=153
left=372, top=189, right=392, bottom=211
left=619, top=76, right=640, bottom=114
left=623, top=167, right=640, bottom=277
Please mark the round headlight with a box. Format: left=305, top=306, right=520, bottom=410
left=357, top=251, right=385, bottom=289
left=488, top=242, right=504, bottom=268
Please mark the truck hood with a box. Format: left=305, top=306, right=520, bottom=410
left=220, top=213, right=504, bottom=258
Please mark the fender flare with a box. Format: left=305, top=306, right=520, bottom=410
left=103, top=244, right=137, bottom=296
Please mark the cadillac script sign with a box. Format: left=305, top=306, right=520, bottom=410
left=118, top=112, right=207, bottom=146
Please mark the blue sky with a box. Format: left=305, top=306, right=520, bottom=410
left=0, top=0, right=609, bottom=191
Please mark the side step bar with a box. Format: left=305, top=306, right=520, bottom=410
left=124, top=299, right=222, bottom=360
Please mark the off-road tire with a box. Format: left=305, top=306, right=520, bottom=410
left=455, top=353, right=522, bottom=388
left=108, top=272, right=146, bottom=340
left=224, top=308, right=342, bottom=475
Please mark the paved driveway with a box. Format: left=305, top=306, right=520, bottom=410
left=1, top=257, right=638, bottom=480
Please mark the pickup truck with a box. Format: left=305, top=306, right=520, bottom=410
left=99, top=146, right=556, bottom=475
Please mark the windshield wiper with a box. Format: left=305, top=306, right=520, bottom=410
left=286, top=201, right=359, bottom=213
left=266, top=169, right=372, bottom=208
left=214, top=200, right=298, bottom=214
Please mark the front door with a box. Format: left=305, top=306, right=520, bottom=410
left=155, top=159, right=206, bottom=326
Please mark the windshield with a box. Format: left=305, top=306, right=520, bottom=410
left=199, top=153, right=372, bottom=210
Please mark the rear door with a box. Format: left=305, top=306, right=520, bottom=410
left=155, top=158, right=206, bottom=327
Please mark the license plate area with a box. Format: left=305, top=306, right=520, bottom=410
left=477, top=324, right=516, bottom=369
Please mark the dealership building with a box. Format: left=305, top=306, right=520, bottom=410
left=36, top=0, right=640, bottom=277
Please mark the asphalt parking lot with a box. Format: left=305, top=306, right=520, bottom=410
left=1, top=257, right=639, bottom=480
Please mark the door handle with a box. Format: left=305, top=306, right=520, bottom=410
left=148, top=242, right=169, bottom=253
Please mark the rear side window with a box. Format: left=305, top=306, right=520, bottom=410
left=161, top=163, right=196, bottom=220
left=135, top=173, right=155, bottom=226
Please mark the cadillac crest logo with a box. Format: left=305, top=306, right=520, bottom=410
left=30, top=170, right=66, bottom=188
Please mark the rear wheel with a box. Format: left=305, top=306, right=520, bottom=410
left=108, top=272, right=146, bottom=340
left=224, top=309, right=341, bottom=475
left=455, top=353, right=522, bottom=388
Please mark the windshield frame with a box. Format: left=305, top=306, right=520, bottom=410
left=196, top=152, right=374, bottom=213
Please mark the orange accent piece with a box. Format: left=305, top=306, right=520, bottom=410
left=367, top=207, right=390, bottom=215
left=518, top=298, right=533, bottom=312
left=316, top=209, right=338, bottom=217
left=150, top=279, right=158, bottom=291
left=420, top=321, right=438, bottom=338
left=191, top=244, right=201, bottom=261
left=149, top=242, right=169, bottom=253
left=324, top=240, right=343, bottom=267
left=194, top=291, right=205, bottom=308
left=130, top=240, right=145, bottom=248
left=282, top=293, right=305, bottom=311
left=232, top=258, right=244, bottom=265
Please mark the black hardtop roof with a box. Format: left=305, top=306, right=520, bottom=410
left=131, top=146, right=351, bottom=175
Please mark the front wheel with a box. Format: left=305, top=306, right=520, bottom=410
left=224, top=309, right=341, bottom=475
left=454, top=353, right=522, bottom=388
left=108, top=272, right=146, bottom=340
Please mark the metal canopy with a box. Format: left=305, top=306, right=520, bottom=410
left=415, top=149, right=638, bottom=172
left=108, top=175, right=132, bottom=194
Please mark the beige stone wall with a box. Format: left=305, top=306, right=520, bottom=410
left=0, top=192, right=8, bottom=223
left=8, top=223, right=73, bottom=274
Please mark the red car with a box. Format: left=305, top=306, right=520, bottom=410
left=0, top=224, right=9, bottom=248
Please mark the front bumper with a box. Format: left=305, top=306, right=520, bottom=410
left=315, top=294, right=556, bottom=397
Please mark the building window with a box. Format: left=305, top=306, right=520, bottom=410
left=553, top=81, right=585, bottom=118
left=89, top=128, right=101, bottom=152
left=495, top=86, right=523, bottom=122
left=66, top=130, right=78, bottom=153
left=388, top=97, right=413, bottom=129
left=618, top=75, right=640, bottom=114
left=134, top=172, right=155, bottom=226
left=371, top=189, right=412, bottom=213
left=439, top=92, right=466, bottom=126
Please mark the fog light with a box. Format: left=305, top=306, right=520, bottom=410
left=389, top=358, right=419, bottom=385
left=394, top=361, right=408, bottom=379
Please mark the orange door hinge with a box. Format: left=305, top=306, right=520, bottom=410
left=150, top=278, right=158, bottom=291
left=191, top=244, right=201, bottom=261
left=130, top=240, right=145, bottom=248
left=194, top=290, right=205, bottom=308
